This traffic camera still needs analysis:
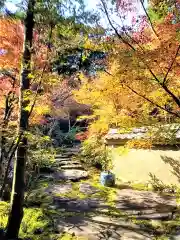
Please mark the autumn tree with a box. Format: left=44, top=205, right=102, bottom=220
left=0, top=17, right=24, bottom=199
left=0, top=0, right=103, bottom=238
left=74, top=0, right=180, bottom=145
left=99, top=0, right=180, bottom=119
left=5, top=0, right=35, bottom=237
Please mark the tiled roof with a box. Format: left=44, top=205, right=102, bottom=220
left=104, top=125, right=180, bottom=141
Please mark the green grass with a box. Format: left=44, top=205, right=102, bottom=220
left=0, top=202, right=55, bottom=239
left=54, top=182, right=88, bottom=200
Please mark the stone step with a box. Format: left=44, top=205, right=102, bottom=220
left=60, top=165, right=84, bottom=170
left=39, top=174, right=54, bottom=181
left=55, top=154, right=74, bottom=159
left=61, top=147, right=80, bottom=152
left=58, top=161, right=81, bottom=166
left=55, top=215, right=151, bottom=240
left=53, top=169, right=88, bottom=181
left=55, top=157, right=72, bottom=161
left=46, top=183, right=72, bottom=195
left=61, top=151, right=78, bottom=155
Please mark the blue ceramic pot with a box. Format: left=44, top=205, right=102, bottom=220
left=100, top=171, right=115, bottom=187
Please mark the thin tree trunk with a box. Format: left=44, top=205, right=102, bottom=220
left=0, top=92, right=16, bottom=193
left=68, top=113, right=71, bottom=132
left=6, top=0, right=35, bottom=238
left=0, top=135, right=5, bottom=179
left=0, top=135, right=22, bottom=199
left=0, top=94, right=14, bottom=180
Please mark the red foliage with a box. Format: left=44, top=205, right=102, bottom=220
left=75, top=131, right=89, bottom=141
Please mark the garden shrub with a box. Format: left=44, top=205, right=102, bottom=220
left=63, top=127, right=81, bottom=145
left=0, top=202, right=51, bottom=239
left=126, top=139, right=153, bottom=149
left=81, top=135, right=112, bottom=170
left=27, top=130, right=55, bottom=168
left=24, top=129, right=56, bottom=190
left=20, top=208, right=50, bottom=238
left=0, top=201, right=9, bottom=229
left=25, top=187, right=53, bottom=207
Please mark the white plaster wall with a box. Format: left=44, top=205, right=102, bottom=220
left=112, top=149, right=180, bottom=185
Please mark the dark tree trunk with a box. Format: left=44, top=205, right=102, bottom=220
left=0, top=135, right=6, bottom=179
left=6, top=0, right=35, bottom=238
left=0, top=92, right=16, bottom=197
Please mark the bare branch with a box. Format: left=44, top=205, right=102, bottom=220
left=101, top=1, right=180, bottom=108
left=161, top=83, right=180, bottom=107
left=139, top=0, right=159, bottom=38
left=124, top=84, right=180, bottom=118
left=100, top=0, right=136, bottom=50
left=163, top=45, right=180, bottom=85
left=0, top=70, right=17, bottom=87
left=28, top=23, right=54, bottom=118
left=103, top=69, right=180, bottom=118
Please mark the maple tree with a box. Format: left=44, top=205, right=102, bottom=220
left=74, top=0, right=180, bottom=145
left=102, top=0, right=180, bottom=111
left=0, top=0, right=103, bottom=238
left=105, top=0, right=180, bottom=113
left=0, top=0, right=179, bottom=238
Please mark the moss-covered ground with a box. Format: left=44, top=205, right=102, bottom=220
left=1, top=167, right=180, bottom=240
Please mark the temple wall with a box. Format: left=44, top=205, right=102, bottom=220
left=111, top=147, right=180, bottom=185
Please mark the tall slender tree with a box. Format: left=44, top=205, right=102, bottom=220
left=6, top=0, right=35, bottom=238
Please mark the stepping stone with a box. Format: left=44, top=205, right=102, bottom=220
left=46, top=183, right=72, bottom=194
left=55, top=154, right=72, bottom=158
left=62, top=148, right=80, bottom=153
left=171, top=231, right=180, bottom=240
left=39, top=174, right=54, bottom=180
left=54, top=169, right=88, bottom=181
left=55, top=157, right=72, bottom=161
left=60, top=165, right=84, bottom=170
left=60, top=153, right=76, bottom=157
left=59, top=161, right=80, bottom=166
left=134, top=212, right=173, bottom=220
left=53, top=197, right=102, bottom=211
left=79, top=183, right=100, bottom=195
left=55, top=215, right=151, bottom=239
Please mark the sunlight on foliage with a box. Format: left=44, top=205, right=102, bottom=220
left=0, top=201, right=9, bottom=229
left=81, top=135, right=113, bottom=170
left=20, top=208, right=50, bottom=238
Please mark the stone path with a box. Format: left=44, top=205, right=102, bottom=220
left=39, top=146, right=88, bottom=182
left=53, top=147, right=88, bottom=181
left=37, top=146, right=179, bottom=239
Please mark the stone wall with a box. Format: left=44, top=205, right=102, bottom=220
left=111, top=148, right=180, bottom=185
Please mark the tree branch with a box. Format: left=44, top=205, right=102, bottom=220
left=161, top=83, right=180, bottom=107
left=124, top=84, right=180, bottom=118
left=100, top=0, right=136, bottom=51
left=103, top=69, right=180, bottom=118
left=0, top=70, right=17, bottom=88
left=101, top=1, right=180, bottom=108
left=28, top=23, right=54, bottom=118
left=163, top=45, right=180, bottom=85
left=139, top=0, right=158, bottom=38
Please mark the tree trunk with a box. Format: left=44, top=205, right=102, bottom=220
left=0, top=135, right=21, bottom=200
left=6, top=0, right=35, bottom=238
left=68, top=113, right=71, bottom=132
left=0, top=135, right=6, bottom=180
